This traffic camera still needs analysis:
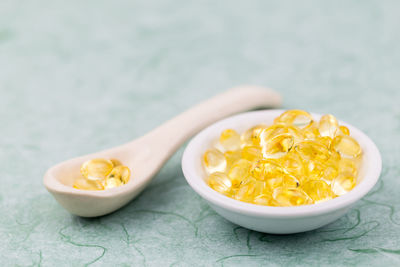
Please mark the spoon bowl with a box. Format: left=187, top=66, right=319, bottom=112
left=181, top=110, right=382, bottom=234
left=44, top=86, right=282, bottom=217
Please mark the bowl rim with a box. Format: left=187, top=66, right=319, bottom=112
left=181, top=109, right=382, bottom=218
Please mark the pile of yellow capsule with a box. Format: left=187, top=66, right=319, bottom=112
left=203, top=110, right=362, bottom=206
left=73, top=159, right=131, bottom=190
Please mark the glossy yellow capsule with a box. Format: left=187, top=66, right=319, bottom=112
left=302, top=122, right=320, bottom=140
left=81, top=158, right=114, bottom=180
left=73, top=177, right=104, bottom=190
left=339, top=125, right=350, bottom=136
left=331, top=173, right=356, bottom=196
left=207, top=172, right=232, bottom=195
left=319, top=114, right=339, bottom=138
left=107, top=165, right=130, bottom=184
left=262, top=133, right=294, bottom=157
left=110, top=159, right=122, bottom=167
left=302, top=180, right=335, bottom=203
left=338, top=158, right=359, bottom=176
left=272, top=187, right=313, bottom=206
left=315, top=136, right=332, bottom=149
left=235, top=178, right=265, bottom=203
left=253, top=194, right=272, bottom=205
left=278, top=152, right=304, bottom=178
left=274, top=110, right=313, bottom=128
left=294, top=141, right=331, bottom=162
left=332, top=135, right=362, bottom=158
left=104, top=177, right=122, bottom=189
left=240, top=124, right=267, bottom=147
left=224, top=150, right=242, bottom=168
left=250, top=159, right=286, bottom=181
left=228, top=159, right=252, bottom=187
left=203, top=149, right=227, bottom=174
left=241, top=146, right=263, bottom=162
left=220, top=129, right=241, bottom=151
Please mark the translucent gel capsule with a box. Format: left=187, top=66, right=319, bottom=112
left=322, top=165, right=339, bottom=184
left=235, top=178, right=265, bottom=203
left=339, top=125, right=350, bottom=136
left=253, top=194, right=271, bottom=205
left=240, top=125, right=267, bottom=147
left=302, top=122, right=320, bottom=140
left=332, top=135, right=362, bottom=158
left=228, top=159, right=252, bottom=187
left=331, top=173, right=356, bottom=196
left=207, top=172, right=232, bottom=195
left=106, top=165, right=130, bottom=184
left=274, top=110, right=313, bottom=128
left=338, top=158, right=359, bottom=176
left=315, top=136, right=332, bottom=149
left=259, top=124, right=288, bottom=144
left=105, top=177, right=122, bottom=189
left=241, top=146, right=263, bottom=162
left=278, top=152, right=304, bottom=178
left=272, top=187, right=313, bottom=206
left=81, top=159, right=114, bottom=180
left=302, top=180, right=335, bottom=203
left=319, top=114, right=339, bottom=138
left=250, top=159, right=286, bottom=181
left=224, top=150, right=242, bottom=168
left=305, top=161, right=325, bottom=180
left=220, top=129, right=241, bottom=151
left=110, top=159, right=122, bottom=167
left=262, top=133, right=294, bottom=157
left=295, top=141, right=330, bottom=162
left=203, top=149, right=227, bottom=174
left=73, top=177, right=104, bottom=190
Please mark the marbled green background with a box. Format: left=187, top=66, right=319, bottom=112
left=0, top=0, right=399, bottom=266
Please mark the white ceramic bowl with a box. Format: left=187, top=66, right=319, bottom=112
left=182, top=110, right=382, bottom=234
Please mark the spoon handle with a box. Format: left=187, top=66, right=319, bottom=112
left=140, top=85, right=281, bottom=156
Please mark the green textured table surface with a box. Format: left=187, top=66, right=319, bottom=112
left=1, top=0, right=399, bottom=266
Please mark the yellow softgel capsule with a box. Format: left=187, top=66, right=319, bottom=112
left=331, top=173, right=356, bottom=196
left=207, top=172, right=232, bottom=195
left=274, top=110, right=313, bottom=128
left=250, top=159, right=286, bottom=181
left=319, top=114, right=339, bottom=138
left=81, top=158, right=114, bottom=180
left=339, top=125, right=350, bottom=136
left=338, top=158, right=359, bottom=176
left=278, top=152, right=304, bottom=178
left=272, top=187, right=313, bottom=206
left=301, top=122, right=320, bottom=140
left=302, top=180, right=335, bottom=203
left=224, top=150, right=242, bottom=168
left=315, top=136, right=332, bottom=149
left=253, top=194, right=272, bottom=206
left=73, top=177, right=104, bottom=190
left=332, top=135, right=362, bottom=158
left=262, top=133, right=294, bottom=157
left=220, top=129, right=241, bottom=151
left=240, top=124, right=267, bottom=147
left=104, top=177, right=122, bottom=189
left=203, top=149, right=227, bottom=174
left=107, top=165, right=130, bottom=184
left=228, top=159, right=252, bottom=187
left=235, top=178, right=266, bottom=203
left=241, top=146, right=263, bottom=162
left=294, top=141, right=330, bottom=162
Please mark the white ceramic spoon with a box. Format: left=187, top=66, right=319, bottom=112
left=43, top=86, right=281, bottom=217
